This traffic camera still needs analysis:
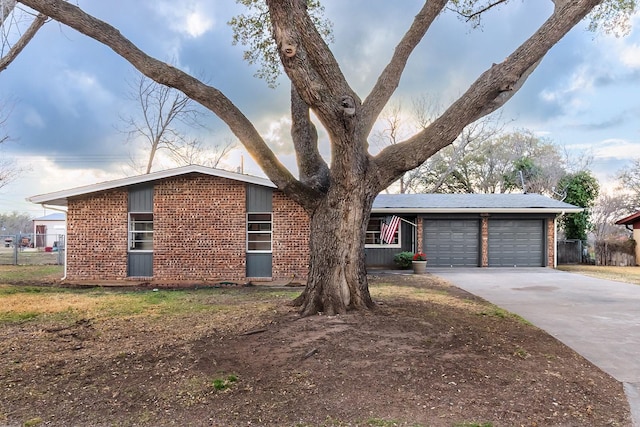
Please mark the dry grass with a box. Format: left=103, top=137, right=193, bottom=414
left=557, top=265, right=640, bottom=285
left=0, top=285, right=299, bottom=323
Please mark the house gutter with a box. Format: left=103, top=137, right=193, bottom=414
left=38, top=204, right=68, bottom=281
left=555, top=210, right=565, bottom=268
left=372, top=208, right=584, bottom=214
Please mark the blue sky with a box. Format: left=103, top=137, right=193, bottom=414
left=1, top=1, right=639, bottom=216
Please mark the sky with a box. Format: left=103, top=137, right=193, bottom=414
left=0, top=0, right=639, bottom=217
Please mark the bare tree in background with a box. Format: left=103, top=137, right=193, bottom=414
left=121, top=73, right=235, bottom=174
left=0, top=100, right=21, bottom=190
left=372, top=96, right=506, bottom=194
left=591, top=190, right=633, bottom=241
left=0, top=1, right=46, bottom=73
left=0, top=2, right=46, bottom=189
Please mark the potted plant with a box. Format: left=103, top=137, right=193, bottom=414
left=412, top=251, right=427, bottom=274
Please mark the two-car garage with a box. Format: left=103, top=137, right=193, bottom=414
left=370, top=193, right=580, bottom=269
left=423, top=217, right=546, bottom=267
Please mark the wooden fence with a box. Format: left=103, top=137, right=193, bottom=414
left=595, top=239, right=636, bottom=266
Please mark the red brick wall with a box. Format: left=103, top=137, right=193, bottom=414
left=66, top=189, right=128, bottom=281
left=64, top=173, right=310, bottom=283
left=153, top=174, right=247, bottom=281
left=480, top=216, right=489, bottom=267
left=547, top=218, right=555, bottom=268
left=272, top=191, right=310, bottom=282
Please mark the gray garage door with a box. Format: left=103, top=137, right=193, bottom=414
left=423, top=219, right=480, bottom=267
left=488, top=219, right=544, bottom=267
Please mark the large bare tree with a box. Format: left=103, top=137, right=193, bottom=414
left=121, top=73, right=235, bottom=174
left=13, top=0, right=637, bottom=315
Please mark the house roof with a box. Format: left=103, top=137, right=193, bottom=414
left=615, top=211, right=640, bottom=225
left=33, top=213, right=66, bottom=221
left=372, top=193, right=583, bottom=214
left=27, top=165, right=582, bottom=215
left=27, top=165, right=276, bottom=207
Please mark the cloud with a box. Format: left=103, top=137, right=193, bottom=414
left=262, top=116, right=294, bottom=156
left=154, top=2, right=215, bottom=38
left=619, top=43, right=640, bottom=68
left=568, top=138, right=640, bottom=161
left=47, top=69, right=116, bottom=118
left=22, top=108, right=45, bottom=129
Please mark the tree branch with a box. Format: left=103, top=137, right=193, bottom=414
left=266, top=0, right=358, bottom=135
left=1, top=0, right=16, bottom=25
left=17, top=0, right=322, bottom=211
left=0, top=12, right=46, bottom=73
left=370, top=0, right=602, bottom=192
left=290, top=85, right=329, bottom=192
left=361, top=0, right=448, bottom=134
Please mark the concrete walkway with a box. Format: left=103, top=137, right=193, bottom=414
left=430, top=267, right=640, bottom=426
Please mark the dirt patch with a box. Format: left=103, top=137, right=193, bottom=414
left=0, top=273, right=630, bottom=426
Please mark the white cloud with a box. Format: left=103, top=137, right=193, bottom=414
left=619, top=43, right=640, bottom=68
left=154, top=2, right=215, bottom=38
left=593, top=138, right=640, bottom=160
left=263, top=116, right=294, bottom=155
left=568, top=138, right=640, bottom=161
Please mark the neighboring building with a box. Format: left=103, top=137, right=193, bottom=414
left=27, top=165, right=582, bottom=284
left=32, top=212, right=66, bottom=249
left=615, top=212, right=640, bottom=263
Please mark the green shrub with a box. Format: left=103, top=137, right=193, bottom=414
left=393, top=252, right=414, bottom=269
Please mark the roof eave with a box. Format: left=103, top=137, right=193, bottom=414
left=371, top=207, right=583, bottom=214
left=27, top=165, right=276, bottom=207
left=615, top=212, right=640, bottom=225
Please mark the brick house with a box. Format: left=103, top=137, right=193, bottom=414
left=28, top=165, right=581, bottom=284
left=28, top=166, right=309, bottom=284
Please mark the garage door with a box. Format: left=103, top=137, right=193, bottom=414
left=488, top=219, right=544, bottom=267
left=423, top=219, right=479, bottom=267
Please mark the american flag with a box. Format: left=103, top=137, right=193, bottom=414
left=380, top=215, right=401, bottom=244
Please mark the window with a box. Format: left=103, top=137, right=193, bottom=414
left=247, top=213, right=272, bottom=252
left=365, top=217, right=400, bottom=247
left=129, top=213, right=153, bottom=251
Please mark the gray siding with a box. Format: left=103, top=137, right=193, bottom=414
left=128, top=252, right=153, bottom=277
left=246, top=185, right=272, bottom=212
left=246, top=184, right=273, bottom=277
left=128, top=185, right=153, bottom=212
left=365, top=220, right=414, bottom=267
left=246, top=253, right=273, bottom=277
left=128, top=185, right=154, bottom=277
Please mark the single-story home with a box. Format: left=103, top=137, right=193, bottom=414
left=32, top=212, right=66, bottom=249
left=27, top=165, right=581, bottom=283
left=615, top=211, right=640, bottom=262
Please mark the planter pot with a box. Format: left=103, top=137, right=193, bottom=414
left=412, top=260, right=427, bottom=274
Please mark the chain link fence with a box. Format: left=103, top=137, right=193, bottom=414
left=0, top=234, right=65, bottom=265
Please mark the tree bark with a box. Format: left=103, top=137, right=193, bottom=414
left=295, top=183, right=377, bottom=316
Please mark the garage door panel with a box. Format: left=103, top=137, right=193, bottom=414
left=488, top=219, right=544, bottom=267
left=424, top=219, right=479, bottom=267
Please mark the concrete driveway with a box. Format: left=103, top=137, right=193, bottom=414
left=430, top=267, right=640, bottom=426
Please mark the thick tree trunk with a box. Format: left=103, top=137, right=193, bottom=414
left=295, top=184, right=377, bottom=316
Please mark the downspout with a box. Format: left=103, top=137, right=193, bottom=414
left=555, top=210, right=565, bottom=268
left=40, top=204, right=68, bottom=281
